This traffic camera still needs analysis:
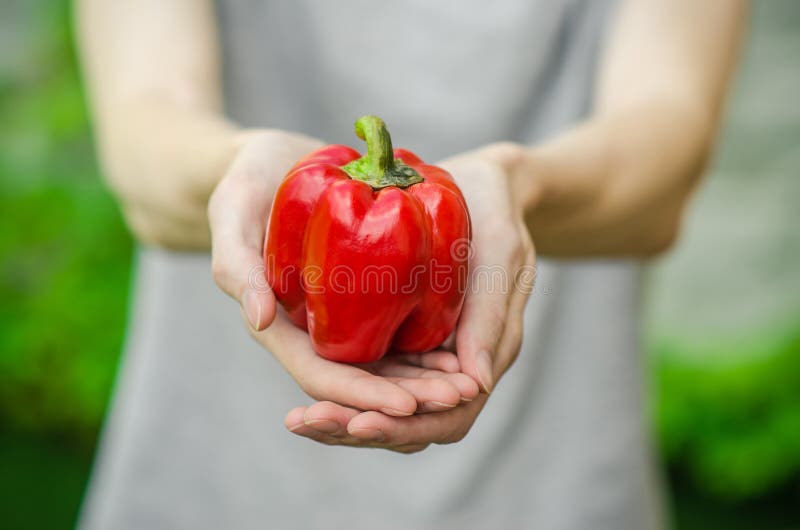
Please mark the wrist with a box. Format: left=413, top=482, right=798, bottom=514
left=195, top=116, right=245, bottom=198
left=226, top=128, right=326, bottom=178
left=477, top=142, right=546, bottom=217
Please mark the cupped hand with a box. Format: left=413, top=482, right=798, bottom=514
left=287, top=144, right=538, bottom=452
left=208, top=129, right=480, bottom=418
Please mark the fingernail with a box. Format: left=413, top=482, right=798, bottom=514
left=288, top=423, right=306, bottom=432
left=460, top=396, right=473, bottom=403
left=476, top=350, right=494, bottom=394
left=304, top=419, right=340, bottom=434
left=350, top=428, right=384, bottom=441
left=421, top=401, right=457, bottom=412
left=381, top=407, right=413, bottom=417
left=242, top=290, right=261, bottom=330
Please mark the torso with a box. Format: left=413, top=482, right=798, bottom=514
left=81, top=2, right=666, bottom=529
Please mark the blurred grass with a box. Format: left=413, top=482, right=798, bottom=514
left=656, top=330, right=800, bottom=499
left=0, top=1, right=799, bottom=529
left=0, top=0, right=132, bottom=448
left=0, top=430, right=93, bottom=530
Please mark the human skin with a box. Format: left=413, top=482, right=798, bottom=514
left=76, top=0, right=748, bottom=452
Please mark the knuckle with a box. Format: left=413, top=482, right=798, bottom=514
left=207, top=187, right=222, bottom=221
left=124, top=210, right=169, bottom=248
left=476, top=222, right=522, bottom=262
left=209, top=169, right=253, bottom=211
left=443, top=425, right=470, bottom=444
left=514, top=262, right=537, bottom=295
left=517, top=229, right=535, bottom=263
left=394, top=444, right=429, bottom=454
left=303, top=387, right=325, bottom=403
left=509, top=333, right=523, bottom=362
left=485, top=302, right=507, bottom=334
left=252, top=128, right=287, bottom=146
left=300, top=379, right=326, bottom=402
left=308, top=433, right=338, bottom=446
left=210, top=255, right=229, bottom=287
left=524, top=244, right=536, bottom=265
left=508, top=239, right=535, bottom=270
left=124, top=213, right=152, bottom=243
left=508, top=238, right=527, bottom=264
left=462, top=298, right=506, bottom=347
left=483, top=142, right=526, bottom=169
left=498, top=320, right=524, bottom=369
left=484, top=232, right=517, bottom=260
left=642, top=223, right=680, bottom=257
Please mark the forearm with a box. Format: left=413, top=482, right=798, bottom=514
left=97, top=100, right=241, bottom=247
left=509, top=0, right=747, bottom=258
left=520, top=99, right=712, bottom=257
left=76, top=0, right=238, bottom=249
left=99, top=98, right=239, bottom=200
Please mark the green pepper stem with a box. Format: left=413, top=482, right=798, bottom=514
left=342, top=115, right=423, bottom=190
left=354, top=116, right=395, bottom=175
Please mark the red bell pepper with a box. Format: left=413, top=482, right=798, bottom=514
left=264, top=116, right=471, bottom=363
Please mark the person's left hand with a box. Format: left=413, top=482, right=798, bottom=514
left=285, top=144, right=538, bottom=453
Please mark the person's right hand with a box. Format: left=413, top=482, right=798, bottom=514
left=208, top=129, right=480, bottom=420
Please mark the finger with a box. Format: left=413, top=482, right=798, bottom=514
left=294, top=401, right=425, bottom=451
left=260, top=316, right=418, bottom=416
left=285, top=406, right=310, bottom=433
left=455, top=215, right=534, bottom=394
left=208, top=178, right=276, bottom=331
left=288, top=419, right=429, bottom=453
left=286, top=404, right=355, bottom=443
left=491, top=229, right=535, bottom=379
left=287, top=424, right=344, bottom=445
left=385, top=351, right=461, bottom=373
left=386, top=377, right=460, bottom=412
left=376, top=365, right=480, bottom=402
left=492, top=285, right=529, bottom=378
left=391, top=444, right=430, bottom=454
left=347, top=397, right=486, bottom=446
left=302, top=401, right=361, bottom=435
left=285, top=403, right=383, bottom=447
left=455, top=257, right=511, bottom=394
left=288, top=403, right=431, bottom=453
left=209, top=130, right=323, bottom=330
left=286, top=406, right=357, bottom=445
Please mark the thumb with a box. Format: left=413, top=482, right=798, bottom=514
left=208, top=180, right=277, bottom=331
left=455, top=283, right=507, bottom=394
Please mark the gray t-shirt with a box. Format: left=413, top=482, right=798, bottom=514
left=81, top=2, right=667, bottom=529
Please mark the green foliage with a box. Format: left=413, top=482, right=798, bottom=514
left=655, top=329, right=800, bottom=499
left=0, top=430, right=93, bottom=530
left=0, top=182, right=132, bottom=445
left=0, top=0, right=133, bottom=446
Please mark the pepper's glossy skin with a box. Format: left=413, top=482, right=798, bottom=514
left=264, top=138, right=471, bottom=363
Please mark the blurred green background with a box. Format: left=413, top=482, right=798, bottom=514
left=1, top=1, right=798, bottom=529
